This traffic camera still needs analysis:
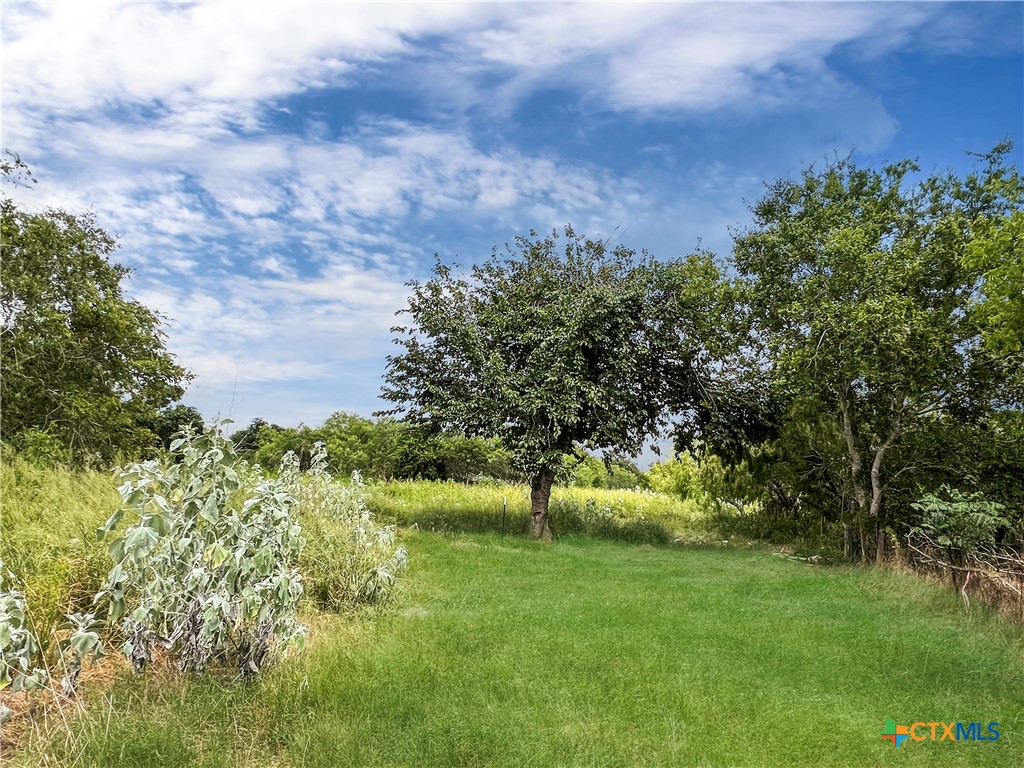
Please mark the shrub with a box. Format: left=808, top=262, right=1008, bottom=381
left=0, top=561, right=49, bottom=697
left=552, top=497, right=673, bottom=545
left=286, top=446, right=408, bottom=611
left=1, top=563, right=105, bottom=715
left=647, top=453, right=702, bottom=499
left=97, top=426, right=305, bottom=677
left=14, top=428, right=72, bottom=468
left=912, top=486, right=1009, bottom=555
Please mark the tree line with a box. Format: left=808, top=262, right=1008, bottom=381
left=226, top=412, right=648, bottom=489
left=380, top=147, right=1023, bottom=551
left=3, top=147, right=1021, bottom=557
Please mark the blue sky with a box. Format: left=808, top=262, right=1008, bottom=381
left=3, top=1, right=1022, bottom=440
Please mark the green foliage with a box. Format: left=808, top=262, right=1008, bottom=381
left=648, top=452, right=712, bottom=501
left=285, top=446, right=408, bottom=611
left=12, top=427, right=72, bottom=467
left=0, top=558, right=98, bottom=712
left=880, top=410, right=1024, bottom=534
left=647, top=451, right=759, bottom=515
left=962, top=144, right=1024, bottom=354
left=317, top=412, right=409, bottom=478
left=912, top=486, right=1010, bottom=553
left=55, top=611, right=103, bottom=696
left=0, top=561, right=49, bottom=696
left=145, top=404, right=205, bottom=451
left=729, top=148, right=1023, bottom=544
left=967, top=207, right=1024, bottom=353
left=239, top=411, right=520, bottom=483
left=382, top=225, right=725, bottom=536
left=250, top=423, right=318, bottom=471
left=567, top=454, right=648, bottom=490
left=399, top=431, right=518, bottom=483
left=229, top=417, right=282, bottom=454
left=551, top=496, right=673, bottom=545
left=0, top=165, right=191, bottom=465
left=0, top=453, right=117, bottom=645
left=383, top=226, right=720, bottom=471
left=98, top=426, right=305, bottom=676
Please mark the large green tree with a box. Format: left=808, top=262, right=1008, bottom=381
left=732, top=149, right=1023, bottom=559
left=381, top=226, right=723, bottom=538
left=1, top=158, right=191, bottom=462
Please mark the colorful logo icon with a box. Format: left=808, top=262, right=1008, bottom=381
left=881, top=718, right=910, bottom=747
left=880, top=717, right=1000, bottom=746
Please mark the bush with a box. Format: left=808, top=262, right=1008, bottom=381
left=0, top=562, right=49, bottom=697
left=550, top=497, right=672, bottom=545
left=286, top=446, right=408, bottom=611
left=13, top=428, right=74, bottom=468
left=912, top=486, right=1009, bottom=555
left=98, top=426, right=305, bottom=677
left=705, top=505, right=844, bottom=560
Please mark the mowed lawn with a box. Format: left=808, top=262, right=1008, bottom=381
left=26, top=532, right=1024, bottom=767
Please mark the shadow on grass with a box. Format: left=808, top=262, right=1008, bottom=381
left=371, top=493, right=676, bottom=546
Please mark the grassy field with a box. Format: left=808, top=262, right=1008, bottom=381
left=13, top=530, right=1024, bottom=767
left=0, top=457, right=118, bottom=643
left=367, top=479, right=705, bottom=544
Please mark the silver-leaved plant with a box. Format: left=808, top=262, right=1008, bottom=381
left=98, top=425, right=305, bottom=677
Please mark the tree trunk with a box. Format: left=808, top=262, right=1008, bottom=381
left=529, top=468, right=554, bottom=541
left=838, top=394, right=868, bottom=517
left=868, top=423, right=900, bottom=565
left=868, top=445, right=889, bottom=519
left=839, top=395, right=869, bottom=562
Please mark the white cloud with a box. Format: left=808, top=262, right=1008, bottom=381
left=131, top=264, right=407, bottom=384
left=424, top=2, right=941, bottom=115
left=18, top=113, right=649, bottom=423
left=2, top=1, right=1012, bottom=430
left=3, top=1, right=963, bottom=134
left=2, top=1, right=484, bottom=125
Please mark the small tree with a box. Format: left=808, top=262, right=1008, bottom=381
left=912, top=486, right=1009, bottom=591
left=381, top=226, right=722, bottom=539
left=147, top=404, right=205, bottom=450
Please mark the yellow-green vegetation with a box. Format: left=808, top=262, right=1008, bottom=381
left=6, top=461, right=1024, bottom=767
left=12, top=531, right=1024, bottom=767
left=367, top=479, right=708, bottom=544
left=287, top=463, right=408, bottom=613
left=1, top=441, right=408, bottom=691
left=0, top=455, right=117, bottom=644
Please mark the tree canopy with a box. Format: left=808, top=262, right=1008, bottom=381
left=1, top=158, right=191, bottom=463
left=962, top=145, right=1024, bottom=354
left=381, top=226, right=724, bottom=538
left=715, top=147, right=1024, bottom=559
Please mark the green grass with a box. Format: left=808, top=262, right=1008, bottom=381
left=0, top=456, right=119, bottom=643
left=17, top=531, right=1024, bottom=767
left=367, top=480, right=706, bottom=544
